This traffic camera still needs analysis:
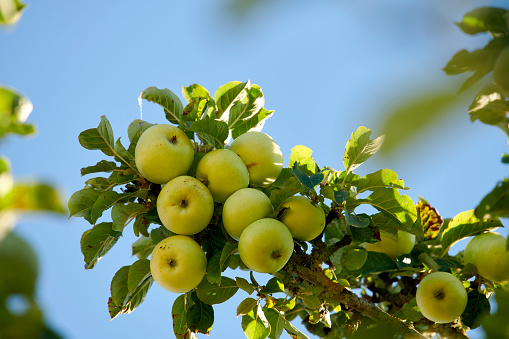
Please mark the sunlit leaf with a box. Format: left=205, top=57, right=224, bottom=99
left=456, top=7, right=509, bottom=35
left=188, top=119, right=229, bottom=149
left=127, top=259, right=151, bottom=294
left=80, top=222, right=122, bottom=269
left=344, top=126, right=384, bottom=173
left=140, top=87, right=184, bottom=124
left=68, top=187, right=102, bottom=223
left=78, top=115, right=115, bottom=156
left=196, top=276, right=238, bottom=305
left=111, top=202, right=147, bottom=232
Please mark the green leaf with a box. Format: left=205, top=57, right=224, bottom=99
left=461, top=290, right=491, bottom=329
left=352, top=169, right=407, bottom=195
left=85, top=177, right=111, bottom=191
left=393, top=298, right=423, bottom=322
left=0, top=86, right=33, bottom=139
left=237, top=298, right=258, bottom=317
left=140, top=87, right=184, bottom=124
left=242, top=305, right=271, bottom=339
left=68, top=187, right=102, bottom=223
left=441, top=209, right=502, bottom=254
left=111, top=202, right=147, bottom=232
left=350, top=251, right=398, bottom=275
left=289, top=145, right=318, bottom=174
left=291, top=161, right=325, bottom=190
left=205, top=251, right=222, bottom=285
left=344, top=126, right=384, bottom=173
left=270, top=186, right=299, bottom=210
left=476, top=179, right=509, bottom=219
left=91, top=189, right=146, bottom=225
left=342, top=248, right=368, bottom=271
left=183, top=84, right=213, bottom=103
left=456, top=7, right=509, bottom=35
left=260, top=277, right=285, bottom=294
left=264, top=308, right=285, bottom=339
left=131, top=236, right=154, bottom=259
left=236, top=277, right=255, bottom=295
left=468, top=85, right=509, bottom=132
left=214, top=81, right=249, bottom=120
left=350, top=189, right=417, bottom=231
left=108, top=297, right=122, bottom=320
left=196, top=276, right=239, bottom=304
left=188, top=119, right=229, bottom=149
left=110, top=266, right=130, bottom=307
left=80, top=160, right=118, bottom=176
left=344, top=208, right=370, bottom=228
left=351, top=224, right=380, bottom=244
left=186, top=292, right=214, bottom=335
left=78, top=115, right=115, bottom=156
left=127, top=259, right=151, bottom=294
left=282, top=314, right=310, bottom=339
left=231, top=107, right=274, bottom=139
left=5, top=183, right=66, bottom=214
left=219, top=243, right=238, bottom=272
left=172, top=294, right=193, bottom=339
left=299, top=294, right=320, bottom=310
left=113, top=137, right=137, bottom=170
left=127, top=119, right=154, bottom=142
left=228, top=85, right=265, bottom=130
left=122, top=274, right=153, bottom=313
left=80, top=222, right=122, bottom=269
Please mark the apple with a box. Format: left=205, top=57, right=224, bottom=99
left=416, top=271, right=467, bottom=323
left=493, top=47, right=509, bottom=98
left=150, top=235, right=207, bottom=293
left=238, top=218, right=294, bottom=273
left=463, top=232, right=509, bottom=283
left=229, top=131, right=283, bottom=187
left=134, top=124, right=194, bottom=184
left=195, top=149, right=249, bottom=203
left=279, top=196, right=325, bottom=241
left=365, top=230, right=415, bottom=259
left=157, top=176, right=214, bottom=235
left=222, top=188, right=274, bottom=240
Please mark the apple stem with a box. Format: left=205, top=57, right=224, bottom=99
left=168, top=259, right=176, bottom=267
left=180, top=199, right=188, bottom=207
left=272, top=251, right=282, bottom=259
left=169, top=135, right=177, bottom=144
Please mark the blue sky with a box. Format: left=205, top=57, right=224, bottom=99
left=1, top=0, right=507, bottom=338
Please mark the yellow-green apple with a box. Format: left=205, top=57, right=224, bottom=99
left=365, top=230, right=415, bottom=259
left=150, top=235, right=207, bottom=293
left=195, top=149, right=249, bottom=203
left=222, top=188, right=274, bottom=240
left=238, top=218, right=294, bottom=273
left=135, top=124, right=194, bottom=184
left=229, top=131, right=283, bottom=187
left=279, top=196, right=325, bottom=241
left=463, top=232, right=509, bottom=283
left=416, top=272, right=467, bottom=323
left=494, top=47, right=509, bottom=98
left=157, top=176, right=214, bottom=235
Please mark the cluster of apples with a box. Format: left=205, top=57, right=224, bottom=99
left=366, top=227, right=509, bottom=324
left=134, top=124, right=326, bottom=294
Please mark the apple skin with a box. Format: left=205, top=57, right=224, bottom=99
left=494, top=47, right=509, bottom=98
left=222, top=188, right=274, bottom=240
left=238, top=218, right=294, bottom=273
left=365, top=230, right=415, bottom=259
left=464, top=232, right=509, bottom=283
left=157, top=176, right=214, bottom=235
left=416, top=272, right=467, bottom=323
left=150, top=235, right=207, bottom=293
left=279, top=196, right=325, bottom=241
left=195, top=149, right=249, bottom=203
left=135, top=124, right=194, bottom=184
left=229, top=131, right=283, bottom=187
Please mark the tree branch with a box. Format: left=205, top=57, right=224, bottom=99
left=287, top=256, right=427, bottom=339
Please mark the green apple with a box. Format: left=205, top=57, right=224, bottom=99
left=157, top=176, right=214, bottom=235
left=365, top=230, right=415, bottom=259
left=196, top=149, right=249, bottom=203
left=135, top=124, right=194, bottom=184
left=416, top=272, right=467, bottom=323
left=222, top=188, right=274, bottom=240
left=494, top=47, right=509, bottom=98
left=464, top=232, right=509, bottom=283
left=150, top=235, right=207, bottom=293
left=238, top=218, right=294, bottom=273
left=229, top=131, right=283, bottom=187
left=279, top=196, right=325, bottom=241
